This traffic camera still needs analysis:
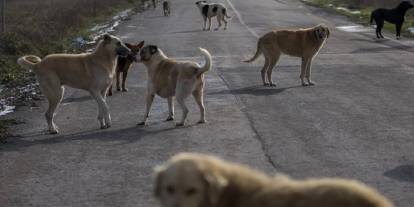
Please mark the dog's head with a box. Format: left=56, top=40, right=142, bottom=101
left=137, top=45, right=160, bottom=62
left=125, top=41, right=145, bottom=62
left=195, top=1, right=207, bottom=6
left=398, top=1, right=414, bottom=11
left=154, top=153, right=229, bottom=207
left=100, top=34, right=132, bottom=58
left=313, top=24, right=330, bottom=40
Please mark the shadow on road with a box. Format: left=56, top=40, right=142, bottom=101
left=208, top=85, right=302, bottom=96
left=384, top=165, right=414, bottom=183
left=1, top=125, right=182, bottom=152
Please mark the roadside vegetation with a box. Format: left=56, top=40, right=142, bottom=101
left=302, top=0, right=414, bottom=36
left=0, top=0, right=150, bottom=140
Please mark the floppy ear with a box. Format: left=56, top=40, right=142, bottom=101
left=137, top=41, right=145, bottom=49
left=201, top=168, right=228, bottom=206
left=153, top=165, right=165, bottom=198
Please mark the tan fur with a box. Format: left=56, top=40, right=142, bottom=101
left=154, top=153, right=394, bottom=207
left=137, top=46, right=212, bottom=126
left=17, top=34, right=131, bottom=134
left=244, top=24, right=330, bottom=87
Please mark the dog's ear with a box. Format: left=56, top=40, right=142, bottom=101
left=103, top=34, right=111, bottom=42
left=153, top=165, right=166, bottom=198
left=149, top=45, right=158, bottom=54
left=137, top=41, right=145, bottom=49
left=200, top=167, right=228, bottom=206
left=125, top=43, right=133, bottom=49
left=326, top=27, right=330, bottom=38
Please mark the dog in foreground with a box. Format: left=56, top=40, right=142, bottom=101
left=244, top=24, right=330, bottom=87
left=17, top=34, right=132, bottom=134
left=195, top=1, right=231, bottom=30
left=136, top=45, right=212, bottom=126
left=108, top=41, right=144, bottom=96
left=154, top=153, right=394, bottom=207
left=370, top=1, right=413, bottom=39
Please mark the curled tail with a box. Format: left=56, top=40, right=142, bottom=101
left=243, top=38, right=262, bottom=63
left=198, top=47, right=212, bottom=74
left=223, top=8, right=232, bottom=19
left=17, top=55, right=42, bottom=71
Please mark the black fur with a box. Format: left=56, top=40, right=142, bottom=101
left=222, top=8, right=226, bottom=15
left=370, top=1, right=414, bottom=39
left=149, top=45, right=158, bottom=54
left=202, top=5, right=209, bottom=18
left=212, top=6, right=218, bottom=13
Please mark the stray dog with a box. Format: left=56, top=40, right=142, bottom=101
left=195, top=1, right=232, bottom=30
left=154, top=153, right=394, bottom=207
left=244, top=25, right=330, bottom=87
left=137, top=45, right=212, bottom=126
left=370, top=1, right=413, bottom=39
left=163, top=0, right=171, bottom=16
left=108, top=41, right=144, bottom=96
left=17, top=34, right=131, bottom=134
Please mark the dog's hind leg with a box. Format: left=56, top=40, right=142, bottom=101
left=116, top=71, right=121, bottom=91
left=261, top=57, right=270, bottom=86
left=42, top=85, right=64, bottom=134
left=166, top=96, right=174, bottom=121
left=305, top=57, right=315, bottom=86
left=193, top=87, right=205, bottom=124
left=266, top=54, right=280, bottom=87
left=215, top=16, right=222, bottom=30
left=222, top=16, right=228, bottom=30
left=175, top=82, right=193, bottom=126
left=208, top=17, right=212, bottom=30
left=138, top=93, right=155, bottom=125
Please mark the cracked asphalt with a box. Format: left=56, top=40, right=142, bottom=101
left=1, top=0, right=413, bottom=206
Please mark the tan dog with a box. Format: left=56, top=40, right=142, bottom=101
left=17, top=34, right=131, bottom=134
left=154, top=153, right=394, bottom=207
left=244, top=24, right=330, bottom=87
left=137, top=45, right=212, bottom=126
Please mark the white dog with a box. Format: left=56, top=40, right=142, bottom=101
left=195, top=1, right=232, bottom=30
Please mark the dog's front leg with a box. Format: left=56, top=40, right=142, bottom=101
left=90, top=90, right=111, bottom=129
left=300, top=58, right=310, bottom=86
left=305, top=58, right=315, bottom=86
left=122, top=71, right=128, bottom=92
left=208, top=17, right=212, bottom=30
left=138, top=93, right=155, bottom=125
left=396, top=23, right=402, bottom=39
left=203, top=17, right=207, bottom=30
left=116, top=71, right=121, bottom=91
left=166, top=96, right=174, bottom=121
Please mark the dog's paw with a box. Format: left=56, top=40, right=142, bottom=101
left=263, top=83, right=270, bottom=86
left=308, top=81, right=315, bottom=86
left=122, top=88, right=128, bottom=92
left=165, top=117, right=174, bottom=121
left=175, top=122, right=185, bottom=127
left=116, top=88, right=121, bottom=91
left=301, top=82, right=309, bottom=87
left=197, top=120, right=206, bottom=124
left=269, top=83, right=277, bottom=87
left=137, top=121, right=147, bottom=126
left=49, top=129, right=59, bottom=134
left=100, top=125, right=110, bottom=130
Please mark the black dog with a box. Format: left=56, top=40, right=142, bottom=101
left=370, top=1, right=413, bottom=39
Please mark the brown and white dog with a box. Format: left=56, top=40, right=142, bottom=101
left=154, top=153, right=394, bottom=207
left=17, top=34, right=132, bottom=134
left=108, top=41, right=144, bottom=96
left=244, top=24, right=330, bottom=87
left=137, top=45, right=212, bottom=126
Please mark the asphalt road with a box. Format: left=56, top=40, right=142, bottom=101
left=1, top=0, right=413, bottom=206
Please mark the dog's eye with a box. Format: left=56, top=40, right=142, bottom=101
left=185, top=188, right=197, bottom=196
left=166, top=186, right=175, bottom=195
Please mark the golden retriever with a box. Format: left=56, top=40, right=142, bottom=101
left=154, top=153, right=394, bottom=207
left=244, top=24, right=330, bottom=87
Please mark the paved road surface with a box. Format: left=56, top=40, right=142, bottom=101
left=1, top=0, right=413, bottom=206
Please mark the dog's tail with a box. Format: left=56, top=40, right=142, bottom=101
left=243, top=38, right=262, bottom=63
left=198, top=47, right=212, bottom=74
left=17, top=55, right=42, bottom=71
left=223, top=8, right=232, bottom=19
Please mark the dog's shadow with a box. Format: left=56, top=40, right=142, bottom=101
left=208, top=85, right=302, bottom=96
left=384, top=165, right=414, bottom=183
left=169, top=29, right=205, bottom=34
